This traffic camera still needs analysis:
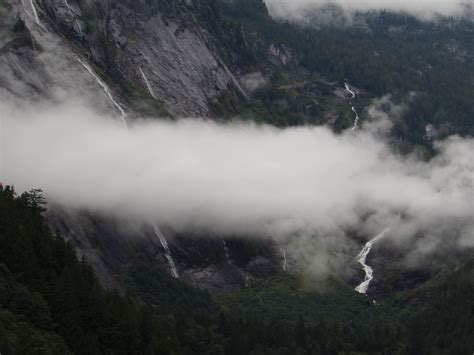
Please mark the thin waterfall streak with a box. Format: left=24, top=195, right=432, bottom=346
left=139, top=67, right=157, bottom=99
left=153, top=224, right=179, bottom=279
left=77, top=58, right=127, bottom=122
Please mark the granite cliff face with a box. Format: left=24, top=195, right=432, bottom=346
left=1, top=0, right=279, bottom=292
left=1, top=0, right=251, bottom=117
left=47, top=208, right=284, bottom=293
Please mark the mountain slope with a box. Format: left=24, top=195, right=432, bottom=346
left=4, top=186, right=474, bottom=355
left=1, top=1, right=474, bottom=353
left=1, top=0, right=280, bottom=294
left=1, top=0, right=251, bottom=117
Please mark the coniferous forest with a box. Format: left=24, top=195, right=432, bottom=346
left=1, top=185, right=474, bottom=354
left=217, top=0, right=474, bottom=150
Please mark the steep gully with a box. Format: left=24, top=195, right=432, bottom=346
left=139, top=67, right=157, bottom=99
left=153, top=224, right=179, bottom=279
left=77, top=58, right=127, bottom=122
left=345, top=83, right=387, bottom=295
left=29, top=0, right=41, bottom=26
left=355, top=228, right=390, bottom=294
left=345, top=83, right=360, bottom=130
left=21, top=0, right=45, bottom=30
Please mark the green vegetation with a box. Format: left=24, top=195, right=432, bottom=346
left=2, top=184, right=473, bottom=354
left=118, top=79, right=170, bottom=118
left=0, top=185, right=221, bottom=354
left=218, top=0, right=474, bottom=149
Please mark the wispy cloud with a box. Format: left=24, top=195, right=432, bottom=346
left=267, top=0, right=468, bottom=21
left=2, top=98, right=473, bottom=257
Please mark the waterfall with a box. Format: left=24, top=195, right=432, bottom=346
left=351, top=106, right=360, bottom=131
left=153, top=224, right=179, bottom=279
left=221, top=236, right=232, bottom=265
left=344, top=83, right=360, bottom=130
left=272, top=235, right=288, bottom=272
left=75, top=20, right=83, bottom=37
left=344, top=83, right=356, bottom=99
left=77, top=58, right=126, bottom=122
left=139, top=67, right=157, bottom=99
left=355, top=228, right=390, bottom=294
left=217, top=58, right=249, bottom=100
left=30, top=0, right=41, bottom=26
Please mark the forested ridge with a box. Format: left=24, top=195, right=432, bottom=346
left=0, top=185, right=224, bottom=354
left=218, top=0, right=474, bottom=149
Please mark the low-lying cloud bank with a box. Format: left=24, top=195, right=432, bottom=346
left=1, top=99, right=473, bottom=258
left=266, top=0, right=470, bottom=21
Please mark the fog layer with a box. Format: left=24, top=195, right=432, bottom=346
left=267, top=0, right=469, bottom=20
left=1, top=99, right=473, bottom=253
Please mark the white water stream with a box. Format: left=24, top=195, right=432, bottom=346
left=77, top=58, right=127, bottom=122
left=355, top=228, right=390, bottom=294
left=344, top=83, right=360, bottom=130
left=75, top=20, right=83, bottom=37
left=30, top=0, right=41, bottom=26
left=217, top=58, right=249, bottom=100
left=344, top=83, right=356, bottom=99
left=139, top=67, right=157, bottom=99
left=153, top=224, right=179, bottom=279
left=351, top=106, right=360, bottom=131
left=221, top=236, right=232, bottom=265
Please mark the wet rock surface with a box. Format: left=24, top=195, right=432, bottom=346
left=1, top=0, right=250, bottom=117
left=0, top=0, right=271, bottom=293
left=47, top=208, right=280, bottom=292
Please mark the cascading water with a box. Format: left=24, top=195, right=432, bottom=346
left=344, top=83, right=360, bottom=130
left=217, top=58, right=249, bottom=100
left=221, top=236, right=232, bottom=265
left=75, top=20, right=83, bottom=37
left=272, top=235, right=288, bottom=272
left=351, top=106, right=360, bottom=130
left=355, top=228, right=390, bottom=294
left=30, top=0, right=41, bottom=26
left=153, top=224, right=179, bottom=279
left=345, top=83, right=356, bottom=99
left=77, top=58, right=127, bottom=122
left=139, top=67, right=157, bottom=99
